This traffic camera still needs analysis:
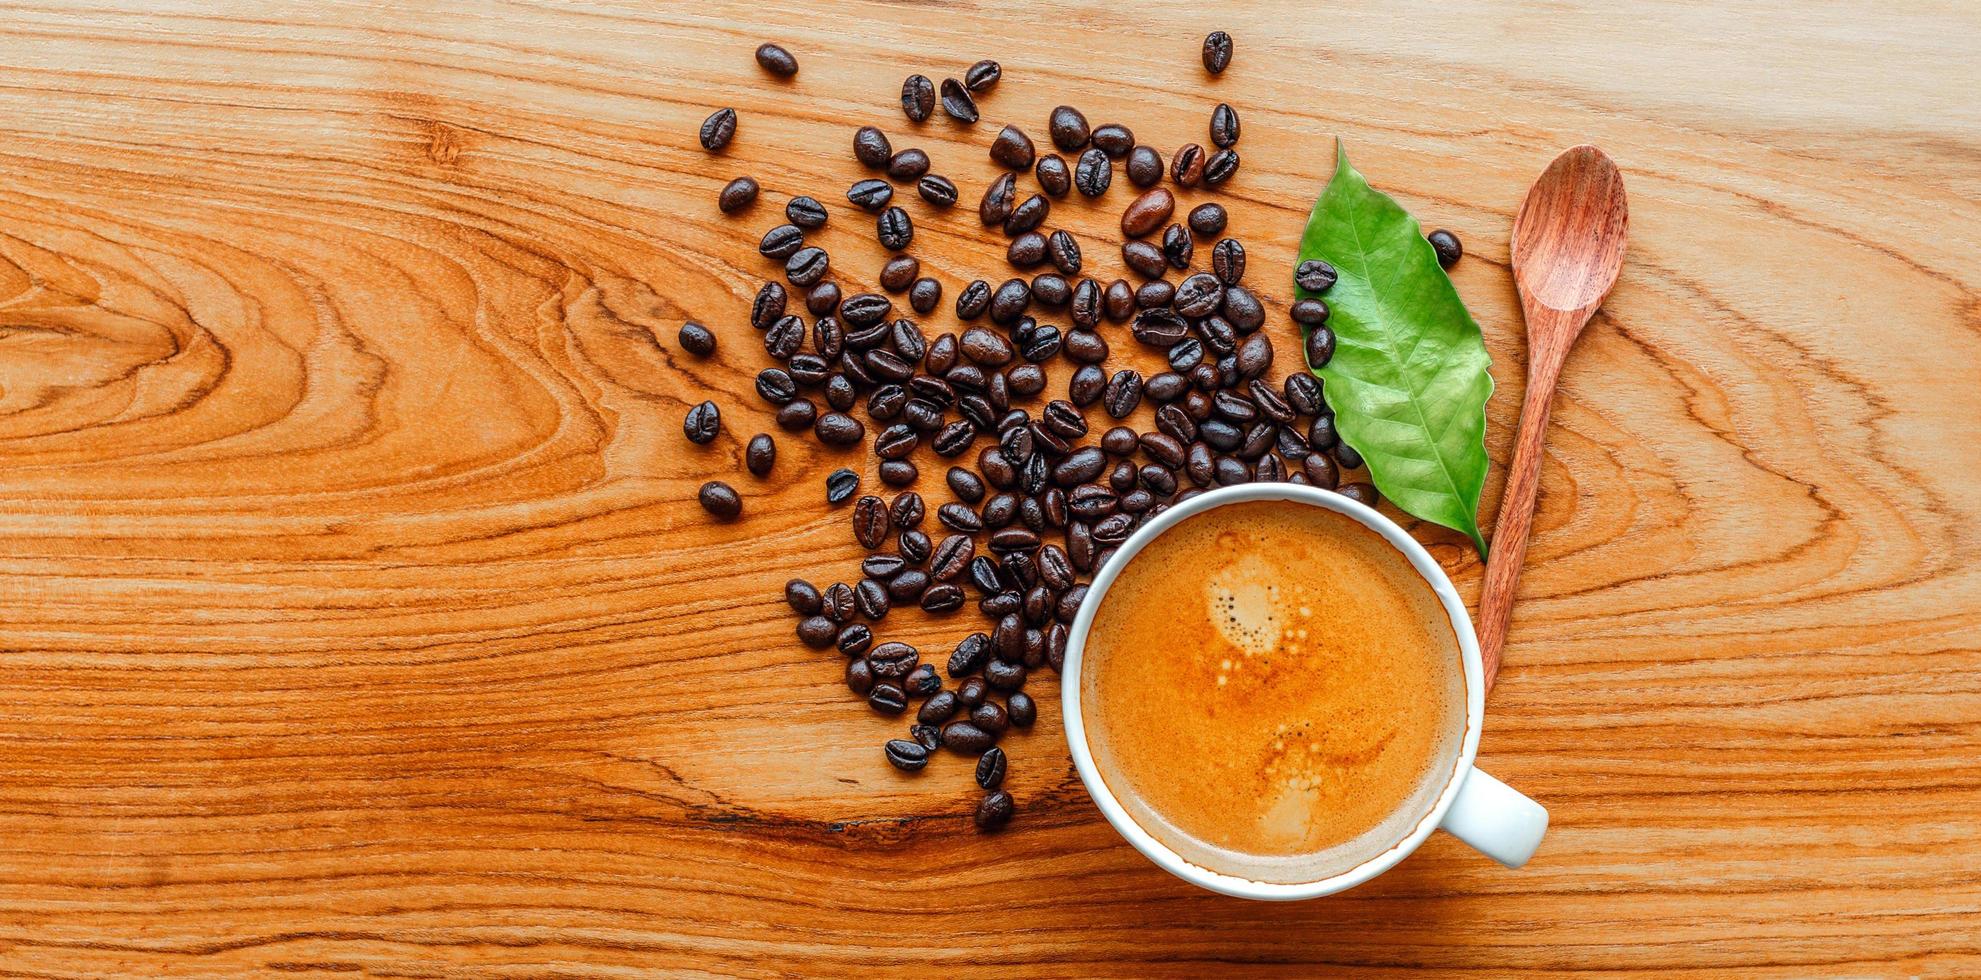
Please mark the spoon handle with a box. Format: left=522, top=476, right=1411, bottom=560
left=1477, top=320, right=1576, bottom=692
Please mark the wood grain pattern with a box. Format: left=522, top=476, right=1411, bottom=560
left=1, top=1, right=1979, bottom=975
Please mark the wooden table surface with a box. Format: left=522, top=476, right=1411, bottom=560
left=2, top=1, right=1978, bottom=975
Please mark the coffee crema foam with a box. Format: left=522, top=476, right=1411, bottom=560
left=1081, top=501, right=1466, bottom=885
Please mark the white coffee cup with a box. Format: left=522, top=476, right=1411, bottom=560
left=1060, top=482, right=1548, bottom=900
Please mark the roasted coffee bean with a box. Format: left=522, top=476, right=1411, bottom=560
left=853, top=125, right=892, bottom=169
left=759, top=224, right=804, bottom=260
left=981, top=493, right=1020, bottom=531
left=970, top=746, right=1007, bottom=789
left=1067, top=364, right=1107, bottom=406
left=1204, top=147, right=1240, bottom=186
left=683, top=400, right=721, bottom=444
left=1212, top=389, right=1258, bottom=423
left=852, top=495, right=892, bottom=549
left=1034, top=154, right=1072, bottom=198
left=948, top=633, right=992, bottom=679
left=823, top=582, right=857, bottom=622
left=1275, top=424, right=1311, bottom=461
left=1202, top=30, right=1233, bottom=73
left=1020, top=452, right=1049, bottom=495
left=1103, top=369, right=1143, bottom=419
left=887, top=569, right=930, bottom=601
left=1031, top=273, right=1070, bottom=307
left=1428, top=228, right=1462, bottom=267
left=951, top=279, right=992, bottom=322
left=1253, top=454, right=1287, bottom=482
left=1212, top=238, right=1246, bottom=284
left=1119, top=488, right=1155, bottom=515
left=979, top=172, right=1017, bottom=227
left=700, top=107, right=737, bottom=151
left=843, top=657, right=876, bottom=696
left=939, top=77, right=979, bottom=122
left=984, top=658, right=1027, bottom=692
left=786, top=578, right=823, bottom=615
left=815, top=411, right=865, bottom=447
left=1006, top=231, right=1047, bottom=268
left=966, top=557, right=1003, bottom=597
left=899, top=528, right=933, bottom=564
left=876, top=206, right=914, bottom=251
left=719, top=176, right=759, bottom=213
left=990, top=527, right=1042, bottom=555
left=1185, top=442, right=1216, bottom=486
left=1188, top=366, right=1220, bottom=395
left=1093, top=512, right=1136, bottom=545
left=842, top=291, right=893, bottom=326
left=930, top=535, right=975, bottom=584
left=957, top=328, right=1012, bottom=368
left=877, top=256, right=918, bottom=294
left=900, top=398, right=943, bottom=432
left=1029, top=228, right=1080, bottom=275
left=763, top=318, right=805, bottom=360
left=864, top=348, right=916, bottom=382
left=1215, top=454, right=1251, bottom=485
left=905, top=173, right=956, bottom=211
left=1169, top=142, right=1207, bottom=188
left=1138, top=463, right=1178, bottom=496
left=975, top=789, right=1014, bottom=830
left=989, top=278, right=1031, bottom=324
left=1069, top=483, right=1118, bottom=519
left=1127, top=144, right=1164, bottom=187
left=1017, top=324, right=1060, bottom=362
left=847, top=178, right=893, bottom=213
left=1333, top=440, right=1364, bottom=471
left=869, top=683, right=908, bottom=714
left=857, top=575, right=897, bottom=622
left=1052, top=447, right=1107, bottom=487
left=919, top=689, right=960, bottom=726
left=943, top=721, right=995, bottom=754
left=1199, top=418, right=1242, bottom=452
left=824, top=468, right=861, bottom=506
left=927, top=334, right=961, bottom=377
left=1246, top=380, right=1294, bottom=425
left=1295, top=258, right=1339, bottom=292
left=995, top=365, right=1040, bottom=398
left=964, top=58, right=1002, bottom=93
left=1188, top=201, right=1228, bottom=237
left=1198, top=315, right=1237, bottom=355
left=837, top=622, right=875, bottom=656
left=884, top=738, right=929, bottom=772
left=909, top=723, right=943, bottom=751
left=1132, top=308, right=1191, bottom=346
left=739, top=432, right=776, bottom=478
left=887, top=147, right=930, bottom=181
left=697, top=481, right=741, bottom=520
left=1238, top=421, right=1276, bottom=459
left=1209, top=102, right=1241, bottom=148
left=1290, top=295, right=1333, bottom=326
left=892, top=320, right=930, bottom=363
left=1041, top=400, right=1087, bottom=439
left=1234, top=331, right=1274, bottom=379
left=1139, top=431, right=1187, bottom=468
left=1308, top=413, right=1339, bottom=451
left=971, top=700, right=1009, bottom=734
left=902, top=73, right=936, bottom=122
left=1224, top=285, right=1265, bottom=332
left=798, top=615, right=837, bottom=648
left=1057, top=583, right=1089, bottom=625
left=1145, top=371, right=1189, bottom=402
left=678, top=321, right=716, bottom=357
left=1121, top=240, right=1166, bottom=280
left=1338, top=481, right=1379, bottom=508
left=1161, top=223, right=1194, bottom=270
left=1157, top=403, right=1199, bottom=443
left=979, top=447, right=1018, bottom=489
left=1005, top=194, right=1049, bottom=236
left=1121, top=188, right=1175, bottom=238
left=1175, top=272, right=1223, bottom=318
left=990, top=124, right=1035, bottom=169
left=946, top=468, right=986, bottom=506
left=752, top=41, right=799, bottom=76
left=1133, top=279, right=1173, bottom=310
left=807, top=283, right=841, bottom=318
left=1007, top=689, right=1039, bottom=727
left=786, top=246, right=829, bottom=287
left=1091, top=123, right=1134, bottom=158
left=1098, top=426, right=1137, bottom=457
left=1103, top=278, right=1136, bottom=321
left=779, top=194, right=828, bottom=232
left=1063, top=328, right=1108, bottom=364
left=1068, top=149, right=1115, bottom=202
left=867, top=385, right=907, bottom=420
left=952, top=678, right=988, bottom=711
left=1300, top=449, right=1340, bottom=490
left=932, top=420, right=976, bottom=457
left=1048, top=104, right=1091, bottom=150
left=937, top=501, right=985, bottom=534
left=1065, top=278, right=1102, bottom=330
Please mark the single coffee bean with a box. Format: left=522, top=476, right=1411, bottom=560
left=887, top=147, right=930, bottom=181
left=1041, top=399, right=1088, bottom=439
left=1132, top=308, right=1191, bottom=346
left=1060, top=364, right=1100, bottom=407
left=843, top=657, right=876, bottom=696
left=869, top=683, right=908, bottom=715
left=1028, top=274, right=1068, bottom=309
left=887, top=569, right=930, bottom=601
left=1038, top=228, right=1082, bottom=275
left=918, top=688, right=960, bottom=725
left=959, top=327, right=1014, bottom=368
left=1214, top=454, right=1250, bottom=485
left=1174, top=272, right=1222, bottom=317
left=1204, top=147, right=1240, bottom=186
left=1209, top=102, right=1240, bottom=147
left=902, top=278, right=938, bottom=316
left=763, top=318, right=804, bottom=360
left=1162, top=224, right=1194, bottom=269
left=1034, top=153, right=1072, bottom=197
left=1005, top=194, right=1049, bottom=236
left=975, top=790, right=1014, bottom=831
left=1185, top=441, right=1216, bottom=486
left=979, top=446, right=1018, bottom=490
left=1007, top=691, right=1038, bottom=727
left=939, top=77, right=979, bottom=122
left=876, top=256, right=917, bottom=294
left=981, top=493, right=1020, bottom=531
left=946, top=467, right=986, bottom=505
left=1120, top=187, right=1175, bottom=238
left=1103, top=369, right=1143, bottom=419
left=910, top=723, right=942, bottom=751
left=1296, top=258, right=1339, bottom=292
left=912, top=172, right=958, bottom=207
left=876, top=207, right=914, bottom=251
left=678, top=321, right=716, bottom=357
left=937, top=501, right=984, bottom=533
left=856, top=579, right=892, bottom=622
left=884, top=738, right=929, bottom=772
left=840, top=292, right=891, bottom=327
left=1136, top=279, right=1175, bottom=309
left=1171, top=142, right=1206, bottom=187
left=933, top=420, right=976, bottom=457
left=1308, top=413, right=1339, bottom=451
left=999, top=363, right=1043, bottom=397
left=847, top=178, right=893, bottom=212
left=1188, top=366, right=1220, bottom=395
left=1122, top=240, right=1167, bottom=279
left=1339, top=481, right=1380, bottom=508
left=948, top=633, right=991, bottom=678
left=1276, top=424, right=1312, bottom=461
left=979, top=171, right=1017, bottom=226
left=825, top=468, right=860, bottom=505
left=952, top=279, right=992, bottom=322
left=965, top=58, right=1002, bottom=92
left=1063, top=328, right=1108, bottom=364
left=742, top=433, right=776, bottom=477
left=684, top=400, right=721, bottom=444
left=697, top=481, right=740, bottom=520
left=1007, top=231, right=1047, bottom=268
left=785, top=578, right=822, bottom=615
left=1053, top=448, right=1107, bottom=487
left=901, top=74, right=936, bottom=122
left=1428, top=228, right=1462, bottom=267
left=874, top=424, right=919, bottom=461
left=852, top=495, right=892, bottom=549
left=1302, top=450, right=1339, bottom=490
left=1139, top=431, right=1187, bottom=468
left=718, top=176, right=758, bottom=213
left=1066, top=149, right=1114, bottom=203
left=989, top=278, right=1032, bottom=325
left=759, top=224, right=804, bottom=260
left=990, top=124, right=1036, bottom=169
left=971, top=700, right=1009, bottom=734
left=699, top=107, right=737, bottom=151
left=984, top=659, right=1026, bottom=692
left=798, top=615, right=837, bottom=648
left=975, top=746, right=1007, bottom=789
left=785, top=246, right=829, bottom=287
left=807, top=282, right=841, bottom=317
left=1197, top=315, right=1237, bottom=355
left=1292, top=295, right=1333, bottom=328
left=899, top=528, right=932, bottom=564
left=967, top=557, right=1003, bottom=596
left=837, top=622, right=875, bottom=656
left=1188, top=203, right=1228, bottom=239
left=1253, top=454, right=1286, bottom=482
left=822, top=582, right=856, bottom=622
left=853, top=126, right=892, bottom=169
left=1224, top=285, right=1265, bottom=332
left=1212, top=238, right=1246, bottom=284
left=1203, top=30, right=1233, bottom=73
left=1127, top=144, right=1164, bottom=187
left=1168, top=337, right=1205, bottom=372
left=943, top=721, right=995, bottom=755
left=1238, top=421, right=1277, bottom=458
left=1068, top=277, right=1103, bottom=329
left=1247, top=380, right=1295, bottom=425
left=1199, top=418, right=1243, bottom=452
left=755, top=42, right=798, bottom=77
left=1048, top=104, right=1091, bottom=150
left=955, top=678, right=988, bottom=710
left=1284, top=372, right=1324, bottom=416
left=1091, top=123, right=1134, bottom=158
left=1334, top=440, right=1364, bottom=470
left=815, top=411, right=865, bottom=447
left=1103, top=278, right=1136, bottom=321
left=1144, top=371, right=1188, bottom=402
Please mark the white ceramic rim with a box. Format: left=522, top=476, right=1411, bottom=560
left=1060, top=482, right=1486, bottom=900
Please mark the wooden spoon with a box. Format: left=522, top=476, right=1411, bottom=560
left=1478, top=145, right=1629, bottom=692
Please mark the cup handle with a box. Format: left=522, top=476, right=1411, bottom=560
left=1438, top=766, right=1548, bottom=868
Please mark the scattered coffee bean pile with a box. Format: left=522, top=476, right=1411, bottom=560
left=687, top=33, right=1457, bottom=831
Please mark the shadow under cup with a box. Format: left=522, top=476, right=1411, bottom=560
left=1060, top=483, right=1502, bottom=900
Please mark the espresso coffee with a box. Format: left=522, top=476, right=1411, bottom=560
left=1081, top=501, right=1465, bottom=884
